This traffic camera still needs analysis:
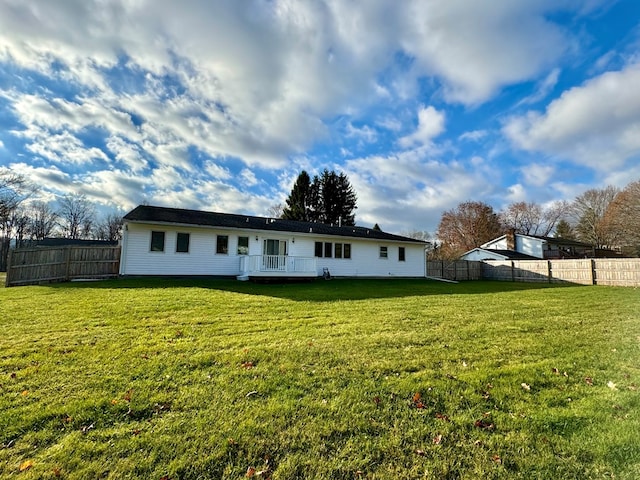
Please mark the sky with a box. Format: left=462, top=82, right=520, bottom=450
left=1, top=0, right=640, bottom=235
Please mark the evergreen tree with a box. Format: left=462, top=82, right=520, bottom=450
left=282, top=169, right=358, bottom=226
left=312, top=169, right=357, bottom=226
left=553, top=219, right=575, bottom=239
left=282, top=171, right=312, bottom=221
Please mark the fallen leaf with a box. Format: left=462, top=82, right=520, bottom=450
left=111, top=399, right=119, bottom=405
left=474, top=419, right=495, bottom=430
left=607, top=381, right=617, bottom=391
left=373, top=396, right=381, bottom=406
left=521, top=383, right=531, bottom=391
left=432, top=434, right=443, bottom=445
left=552, top=367, right=559, bottom=374
left=132, top=429, right=141, bottom=436
left=415, top=449, right=425, bottom=456
left=412, top=392, right=422, bottom=403
left=10, top=372, right=16, bottom=379
left=124, top=389, right=133, bottom=402
left=64, top=416, right=73, bottom=423
left=246, top=391, right=258, bottom=398
left=52, top=466, right=62, bottom=477
left=242, top=361, right=255, bottom=370
left=585, top=377, right=593, bottom=386
left=462, top=361, right=468, bottom=367
left=159, top=476, right=170, bottom=480
left=246, top=466, right=256, bottom=477
left=21, top=390, right=29, bottom=396
left=19, top=460, right=34, bottom=471
left=492, top=454, right=502, bottom=464
left=435, top=413, right=450, bottom=422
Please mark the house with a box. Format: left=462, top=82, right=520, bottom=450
left=119, top=205, right=427, bottom=280
left=459, top=229, right=600, bottom=261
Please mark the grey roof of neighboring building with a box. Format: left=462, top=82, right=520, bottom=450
left=124, top=205, right=426, bottom=244
left=481, top=249, right=540, bottom=260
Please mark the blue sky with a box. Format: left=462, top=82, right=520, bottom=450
left=1, top=0, right=639, bottom=235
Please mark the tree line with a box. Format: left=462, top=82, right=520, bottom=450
left=0, top=170, right=123, bottom=271
left=434, top=179, right=640, bottom=259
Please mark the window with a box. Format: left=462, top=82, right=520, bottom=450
left=399, top=247, right=405, bottom=262
left=216, top=235, right=229, bottom=254
left=176, top=233, right=190, bottom=253
left=335, top=243, right=343, bottom=259
left=379, top=246, right=388, bottom=258
left=343, top=243, right=351, bottom=259
left=237, top=236, right=249, bottom=255
left=315, top=241, right=323, bottom=257
left=150, top=231, right=165, bottom=252
left=324, top=242, right=332, bottom=258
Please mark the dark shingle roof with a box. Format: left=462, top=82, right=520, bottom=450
left=482, top=249, right=540, bottom=260
left=124, top=205, right=425, bottom=244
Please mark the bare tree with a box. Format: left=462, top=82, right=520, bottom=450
left=571, top=186, right=619, bottom=248
left=58, top=193, right=96, bottom=239
left=605, top=180, right=640, bottom=256
left=0, top=170, right=36, bottom=270
left=500, top=200, right=569, bottom=236
left=436, top=201, right=503, bottom=259
left=28, top=201, right=59, bottom=240
left=266, top=203, right=284, bottom=219
left=95, top=212, right=124, bottom=241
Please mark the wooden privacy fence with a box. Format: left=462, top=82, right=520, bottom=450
left=482, top=258, right=640, bottom=286
left=6, top=245, right=121, bottom=287
left=426, top=261, right=483, bottom=281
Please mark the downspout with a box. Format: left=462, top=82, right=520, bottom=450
left=119, top=223, right=128, bottom=275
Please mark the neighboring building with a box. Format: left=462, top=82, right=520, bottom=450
left=459, top=229, right=617, bottom=261
left=119, top=205, right=427, bottom=280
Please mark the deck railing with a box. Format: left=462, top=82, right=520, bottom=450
left=239, top=255, right=317, bottom=276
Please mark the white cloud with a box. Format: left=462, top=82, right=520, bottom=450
left=459, top=130, right=488, bottom=142
left=345, top=123, right=378, bottom=143
left=522, top=163, right=555, bottom=187
left=399, top=106, right=445, bottom=148
left=240, top=168, right=259, bottom=187
left=517, top=68, right=561, bottom=106
left=504, top=63, right=640, bottom=169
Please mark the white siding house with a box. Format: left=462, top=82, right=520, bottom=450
left=119, top=206, right=427, bottom=280
left=459, top=229, right=597, bottom=261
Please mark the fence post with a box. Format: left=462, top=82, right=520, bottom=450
left=511, top=261, right=515, bottom=282
left=64, top=246, right=72, bottom=282
left=5, top=248, right=13, bottom=287
left=547, top=260, right=552, bottom=283
left=590, top=259, right=596, bottom=285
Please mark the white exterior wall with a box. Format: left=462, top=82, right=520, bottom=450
left=516, top=236, right=544, bottom=258
left=299, top=237, right=425, bottom=277
left=120, top=222, right=425, bottom=277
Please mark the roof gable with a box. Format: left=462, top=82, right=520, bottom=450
left=123, top=205, right=425, bottom=244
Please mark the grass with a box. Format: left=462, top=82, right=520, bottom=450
left=1, top=278, right=639, bottom=479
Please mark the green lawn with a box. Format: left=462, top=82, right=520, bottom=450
left=1, top=278, right=639, bottom=479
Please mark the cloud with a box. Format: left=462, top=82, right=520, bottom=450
left=459, top=130, right=488, bottom=142
left=516, top=68, right=561, bottom=106
left=504, top=63, right=640, bottom=169
left=399, top=106, right=445, bottom=148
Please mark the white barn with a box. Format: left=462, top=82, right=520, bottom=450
left=119, top=205, right=427, bottom=280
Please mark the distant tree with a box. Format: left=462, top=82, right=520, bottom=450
left=553, top=219, right=575, bottom=240
left=0, top=170, right=35, bottom=270
left=58, top=193, right=96, bottom=239
left=436, top=201, right=503, bottom=259
left=283, top=169, right=357, bottom=226
left=282, top=171, right=312, bottom=221
left=571, top=186, right=619, bottom=248
left=401, top=229, right=431, bottom=242
left=500, top=200, right=569, bottom=236
left=266, top=203, right=284, bottom=219
left=95, top=212, right=124, bottom=242
left=373, top=223, right=382, bottom=231
left=604, top=179, right=640, bottom=256
left=28, top=201, right=59, bottom=240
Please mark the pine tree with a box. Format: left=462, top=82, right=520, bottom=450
left=282, top=169, right=357, bottom=225
left=282, top=171, right=312, bottom=221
